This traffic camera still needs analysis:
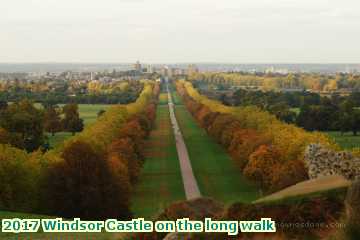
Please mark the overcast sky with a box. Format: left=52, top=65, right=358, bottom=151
left=1, top=0, right=360, bottom=63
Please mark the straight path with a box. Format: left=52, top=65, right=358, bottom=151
left=167, top=83, right=201, bottom=200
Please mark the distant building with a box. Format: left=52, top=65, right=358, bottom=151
left=146, top=64, right=154, bottom=73
left=265, top=66, right=289, bottom=75
left=160, top=65, right=168, bottom=76
left=174, top=68, right=186, bottom=75
left=188, top=64, right=199, bottom=75
left=90, top=72, right=95, bottom=81
left=134, top=61, right=142, bottom=72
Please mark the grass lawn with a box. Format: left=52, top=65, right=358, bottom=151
left=60, top=104, right=113, bottom=126
left=158, top=93, right=168, bottom=105
left=326, top=131, right=360, bottom=149
left=171, top=92, right=182, bottom=105
left=0, top=211, right=116, bottom=240
left=131, top=104, right=185, bottom=218
left=46, top=132, right=73, bottom=148
left=174, top=96, right=260, bottom=204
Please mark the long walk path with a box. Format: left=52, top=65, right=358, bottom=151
left=167, top=83, right=201, bottom=200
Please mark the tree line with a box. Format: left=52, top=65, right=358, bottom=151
left=0, top=81, right=160, bottom=220
left=188, top=72, right=360, bottom=92
left=205, top=87, right=360, bottom=135
left=0, top=80, right=143, bottom=104
left=176, top=80, right=337, bottom=192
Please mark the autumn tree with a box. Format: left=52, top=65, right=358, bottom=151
left=44, top=106, right=62, bottom=136
left=243, top=145, right=282, bottom=190
left=271, top=160, right=307, bottom=192
left=62, top=103, right=84, bottom=135
left=207, top=114, right=236, bottom=140
left=228, top=129, right=271, bottom=170
left=108, top=137, right=140, bottom=184
left=201, top=111, right=220, bottom=130
left=44, top=140, right=131, bottom=219
left=0, top=145, right=39, bottom=212
left=118, top=119, right=146, bottom=165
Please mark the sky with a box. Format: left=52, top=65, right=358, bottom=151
left=1, top=0, right=360, bottom=63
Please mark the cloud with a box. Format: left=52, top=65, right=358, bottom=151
left=1, top=0, right=360, bottom=62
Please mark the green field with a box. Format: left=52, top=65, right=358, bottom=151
left=326, top=131, right=360, bottom=149
left=46, top=132, right=73, bottom=148
left=158, top=93, right=168, bottom=105
left=58, top=104, right=113, bottom=126
left=131, top=104, right=185, bottom=218
left=47, top=104, right=113, bottom=148
left=171, top=91, right=182, bottom=105
left=174, top=95, right=260, bottom=204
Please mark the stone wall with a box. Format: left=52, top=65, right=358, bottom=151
left=305, top=144, right=360, bottom=180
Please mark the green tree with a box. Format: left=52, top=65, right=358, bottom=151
left=62, top=103, right=84, bottom=135
left=336, top=100, right=360, bottom=135
left=296, top=105, right=336, bottom=131
left=268, top=102, right=296, bottom=123
left=349, top=110, right=360, bottom=136
left=44, top=106, right=62, bottom=136
left=0, top=100, right=45, bottom=151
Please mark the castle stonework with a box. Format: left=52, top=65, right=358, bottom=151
left=305, top=144, right=360, bottom=180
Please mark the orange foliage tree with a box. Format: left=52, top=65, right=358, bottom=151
left=228, top=129, right=271, bottom=170
left=243, top=145, right=282, bottom=189
left=44, top=140, right=132, bottom=219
